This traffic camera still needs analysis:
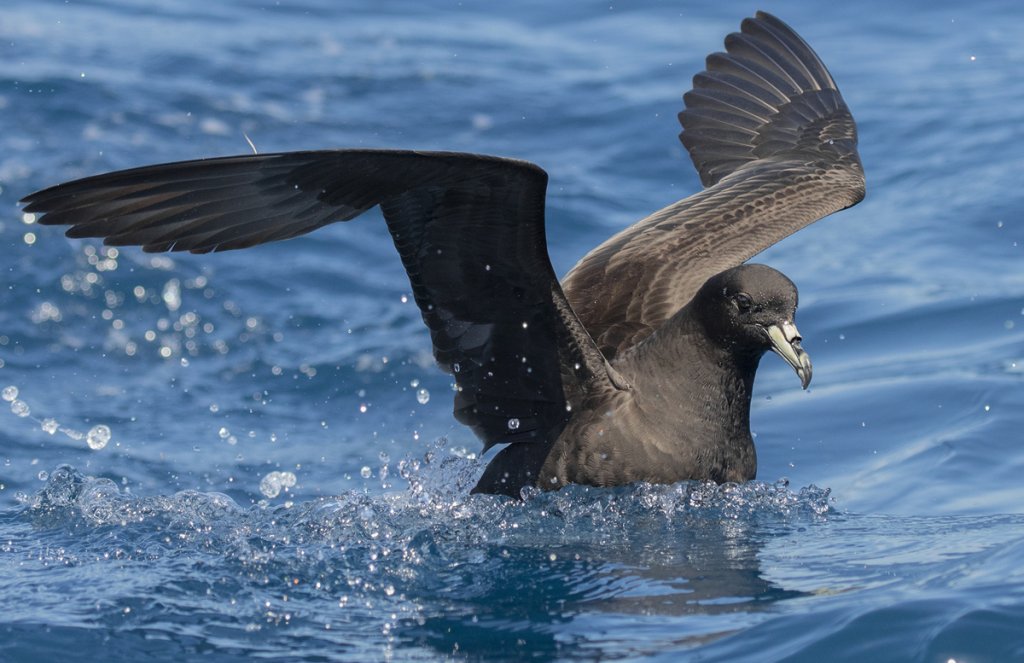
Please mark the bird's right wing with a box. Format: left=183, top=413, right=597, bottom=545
left=21, top=150, right=620, bottom=454
left=561, top=12, right=865, bottom=358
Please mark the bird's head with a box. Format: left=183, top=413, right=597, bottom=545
left=694, top=264, right=812, bottom=389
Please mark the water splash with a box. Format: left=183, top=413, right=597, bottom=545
left=17, top=442, right=835, bottom=659
left=1, top=384, right=103, bottom=448
left=27, top=446, right=834, bottom=540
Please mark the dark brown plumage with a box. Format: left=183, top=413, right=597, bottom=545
left=20, top=12, right=863, bottom=497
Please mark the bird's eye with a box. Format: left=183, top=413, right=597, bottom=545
left=734, top=293, right=753, bottom=312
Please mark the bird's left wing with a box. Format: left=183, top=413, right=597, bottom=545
left=561, top=12, right=865, bottom=358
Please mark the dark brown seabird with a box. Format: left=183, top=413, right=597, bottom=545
left=21, top=12, right=864, bottom=497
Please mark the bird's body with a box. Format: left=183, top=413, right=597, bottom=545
left=543, top=313, right=759, bottom=489
left=510, top=265, right=800, bottom=493
left=21, top=12, right=863, bottom=497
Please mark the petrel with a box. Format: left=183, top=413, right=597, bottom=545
left=21, top=12, right=864, bottom=497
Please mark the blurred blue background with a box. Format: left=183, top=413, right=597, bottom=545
left=1, top=1, right=1023, bottom=660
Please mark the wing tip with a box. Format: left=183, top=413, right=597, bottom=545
left=678, top=12, right=858, bottom=188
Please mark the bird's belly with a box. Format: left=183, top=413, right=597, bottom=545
left=537, top=404, right=756, bottom=490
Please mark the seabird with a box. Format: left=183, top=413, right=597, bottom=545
left=21, top=12, right=864, bottom=497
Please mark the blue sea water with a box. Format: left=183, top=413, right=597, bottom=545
left=2, top=0, right=1023, bottom=660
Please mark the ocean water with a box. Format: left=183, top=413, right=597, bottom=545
left=2, top=0, right=1023, bottom=660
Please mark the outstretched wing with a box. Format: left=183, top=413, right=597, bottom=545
left=21, top=150, right=618, bottom=452
left=561, top=11, right=865, bottom=358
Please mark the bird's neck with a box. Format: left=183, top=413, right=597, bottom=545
left=626, top=304, right=761, bottom=388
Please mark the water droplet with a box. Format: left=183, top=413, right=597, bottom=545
left=1, top=386, right=17, bottom=402
left=410, top=378, right=420, bottom=388
left=11, top=400, right=30, bottom=417
left=86, top=425, right=111, bottom=450
left=453, top=362, right=461, bottom=373
left=383, top=585, right=395, bottom=597
left=37, top=471, right=48, bottom=481
left=162, top=278, right=181, bottom=312
left=259, top=472, right=283, bottom=498
left=507, top=418, right=520, bottom=430
left=41, top=418, right=59, bottom=435
left=416, top=388, right=430, bottom=405
left=218, top=427, right=230, bottom=439
left=360, top=466, right=372, bottom=479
